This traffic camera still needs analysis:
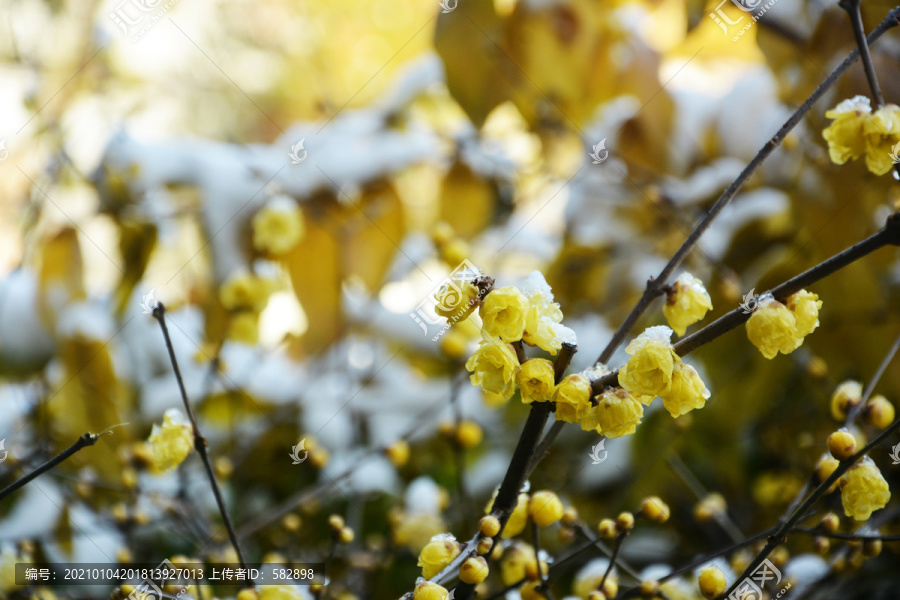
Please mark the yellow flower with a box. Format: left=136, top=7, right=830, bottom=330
left=220, top=272, right=274, bottom=312
left=486, top=491, right=530, bottom=538
left=745, top=296, right=799, bottom=359
left=662, top=272, right=713, bottom=336
left=863, top=104, right=900, bottom=175
left=228, top=312, right=259, bottom=344
left=528, top=490, right=564, bottom=527
left=516, top=359, right=556, bottom=404
left=698, top=567, right=727, bottom=599
left=521, top=271, right=572, bottom=355
left=552, top=374, right=592, bottom=424
left=434, top=280, right=481, bottom=322
left=459, top=556, right=489, bottom=585
left=831, top=380, right=863, bottom=421
left=499, top=542, right=536, bottom=585
left=661, top=363, right=710, bottom=418
left=259, top=586, right=302, bottom=600
left=823, top=95, right=871, bottom=165
left=618, top=326, right=680, bottom=397
left=581, top=387, right=643, bottom=438
left=480, top=286, right=528, bottom=342
left=252, top=197, right=304, bottom=255
left=840, top=459, right=891, bottom=520
left=787, top=289, right=822, bottom=338
left=148, top=409, right=195, bottom=472
left=418, top=534, right=461, bottom=578
left=413, top=581, right=449, bottom=600
left=465, top=340, right=520, bottom=400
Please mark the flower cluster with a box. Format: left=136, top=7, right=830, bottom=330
left=822, top=96, right=900, bottom=175
left=219, top=270, right=278, bottom=344
left=147, top=409, right=194, bottom=472
left=745, top=290, right=822, bottom=359
left=465, top=271, right=575, bottom=405
left=617, top=326, right=710, bottom=419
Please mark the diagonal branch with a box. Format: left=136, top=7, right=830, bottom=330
left=0, top=432, right=104, bottom=502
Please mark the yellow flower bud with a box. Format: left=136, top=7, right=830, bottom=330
left=561, top=507, right=578, bottom=527
left=698, top=567, right=727, bottom=599
left=616, top=511, right=635, bottom=532
left=661, top=363, right=710, bottom=418
left=820, top=512, right=840, bottom=532
left=516, top=359, right=556, bottom=404
left=465, top=340, right=520, bottom=400
left=814, top=536, right=830, bottom=554
left=745, top=296, right=800, bottom=359
left=580, top=387, right=643, bottom=438
left=480, top=286, right=528, bottom=342
left=480, top=515, right=501, bottom=538
left=459, top=556, right=489, bottom=584
left=529, top=491, right=564, bottom=527
left=259, top=585, right=302, bottom=600
left=499, top=542, right=535, bottom=585
left=662, top=272, right=712, bottom=336
left=281, top=514, right=301, bottom=533
left=519, top=581, right=547, bottom=600
left=618, top=327, right=680, bottom=397
left=597, top=518, right=617, bottom=539
left=639, top=580, right=659, bottom=598
left=434, top=281, right=481, bottom=322
left=477, top=537, right=494, bottom=555
left=840, top=459, right=891, bottom=520
left=786, top=290, right=822, bottom=338
left=827, top=429, right=857, bottom=461
left=815, top=454, right=841, bottom=493
left=417, top=535, right=461, bottom=578
left=640, top=497, right=670, bottom=524
left=601, top=578, right=618, bottom=599
left=328, top=514, right=345, bottom=531
left=214, top=456, right=234, bottom=479
left=863, top=395, right=895, bottom=429
left=503, top=493, right=530, bottom=538
left=148, top=409, right=195, bottom=472
left=252, top=197, right=304, bottom=255
left=862, top=537, right=883, bottom=557
left=693, top=493, right=726, bottom=523
left=413, top=581, right=449, bottom=600
left=456, top=421, right=483, bottom=449
left=338, top=526, right=354, bottom=544
left=862, top=103, right=900, bottom=175
left=552, top=374, right=592, bottom=424
left=385, top=440, right=410, bottom=468
left=440, top=329, right=470, bottom=361
left=831, top=380, right=863, bottom=421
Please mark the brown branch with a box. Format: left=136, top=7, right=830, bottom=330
left=845, top=329, right=900, bottom=424
left=0, top=432, right=104, bottom=502
left=152, top=303, right=251, bottom=583
left=593, top=6, right=900, bottom=367
left=840, top=0, right=885, bottom=107
left=592, top=212, right=900, bottom=395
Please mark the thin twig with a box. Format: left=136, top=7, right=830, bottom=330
left=845, top=329, right=900, bottom=424
left=840, top=0, right=885, bottom=107
left=598, top=531, right=627, bottom=592
left=592, top=212, right=900, bottom=395
left=792, top=527, right=900, bottom=541
left=666, top=452, right=744, bottom=543
left=593, top=7, right=900, bottom=367
left=0, top=432, right=104, bottom=502
left=152, top=303, right=251, bottom=582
